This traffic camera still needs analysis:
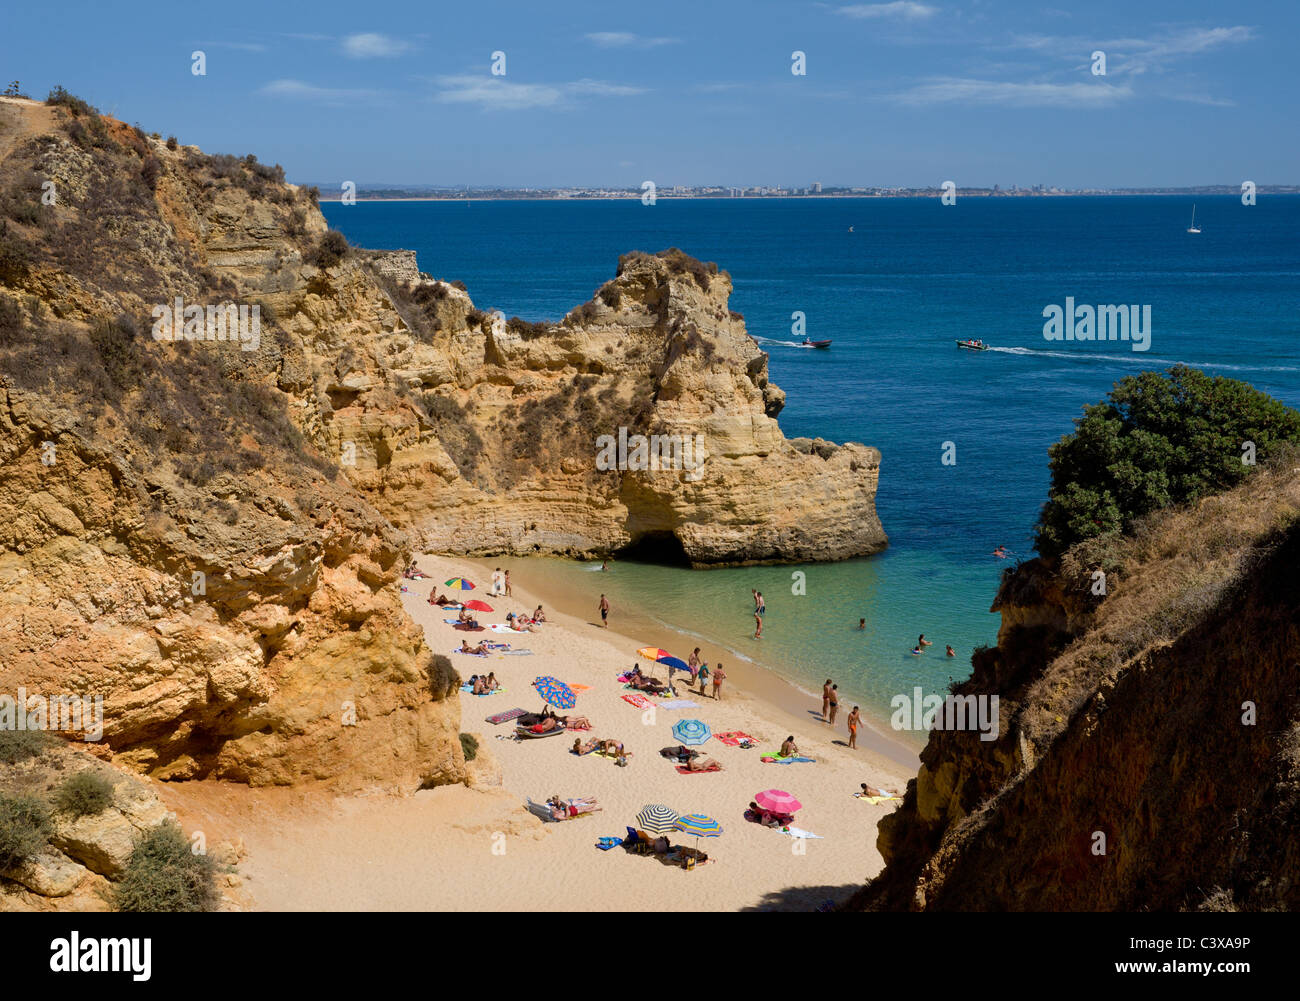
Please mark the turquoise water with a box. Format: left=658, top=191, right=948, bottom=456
left=324, top=196, right=1300, bottom=729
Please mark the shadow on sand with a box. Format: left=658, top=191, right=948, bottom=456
left=738, top=882, right=863, bottom=912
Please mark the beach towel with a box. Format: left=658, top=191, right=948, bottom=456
left=453, top=624, right=484, bottom=632
left=595, top=837, right=624, bottom=851
left=658, top=699, right=699, bottom=710
left=570, top=683, right=592, bottom=693
left=715, top=731, right=756, bottom=747
left=761, top=753, right=816, bottom=764
left=443, top=619, right=463, bottom=625
left=621, top=693, right=654, bottom=711
left=453, top=649, right=488, bottom=657
left=485, top=708, right=527, bottom=725
left=484, top=642, right=511, bottom=650
left=501, top=649, right=534, bottom=656
left=675, top=763, right=722, bottom=774
left=779, top=826, right=823, bottom=839
left=487, top=623, right=517, bottom=633
left=854, top=793, right=902, bottom=805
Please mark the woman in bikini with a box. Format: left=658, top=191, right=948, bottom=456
left=572, top=737, right=599, bottom=755
left=848, top=706, right=861, bottom=750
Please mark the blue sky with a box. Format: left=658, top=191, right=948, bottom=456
left=3, top=0, right=1295, bottom=188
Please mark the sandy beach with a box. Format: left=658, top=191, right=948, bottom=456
left=207, top=554, right=914, bottom=911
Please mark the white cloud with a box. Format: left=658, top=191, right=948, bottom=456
left=1012, top=25, right=1253, bottom=75
left=434, top=75, right=645, bottom=110
left=584, top=31, right=680, bottom=48
left=341, top=32, right=411, bottom=59
left=894, top=77, right=1132, bottom=107
left=258, top=79, right=383, bottom=103
left=836, top=2, right=937, bottom=20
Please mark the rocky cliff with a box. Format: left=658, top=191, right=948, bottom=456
left=0, top=91, right=884, bottom=800
left=850, top=460, right=1300, bottom=911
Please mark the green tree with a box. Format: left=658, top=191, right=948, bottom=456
left=1036, top=365, right=1300, bottom=558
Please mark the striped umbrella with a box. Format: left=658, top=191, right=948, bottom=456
left=637, top=647, right=670, bottom=660
left=671, top=719, right=712, bottom=746
left=636, top=804, right=679, bottom=834
left=533, top=677, right=576, bottom=710
left=444, top=577, right=476, bottom=590
left=755, top=789, right=802, bottom=815
left=673, top=813, right=723, bottom=856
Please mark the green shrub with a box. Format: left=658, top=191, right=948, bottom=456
left=0, top=794, right=52, bottom=870
left=112, top=822, right=219, bottom=912
left=54, top=771, right=115, bottom=818
left=0, top=728, right=54, bottom=765
left=311, top=230, right=349, bottom=269
left=46, top=85, right=96, bottom=117
left=460, top=733, right=479, bottom=762
left=1036, top=365, right=1300, bottom=559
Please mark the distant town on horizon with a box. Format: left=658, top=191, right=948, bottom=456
left=315, top=182, right=1300, bottom=202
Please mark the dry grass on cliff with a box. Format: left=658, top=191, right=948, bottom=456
left=1021, top=454, right=1300, bottom=749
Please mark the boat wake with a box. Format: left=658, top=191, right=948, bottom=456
left=986, top=345, right=1300, bottom=374
left=752, top=336, right=816, bottom=349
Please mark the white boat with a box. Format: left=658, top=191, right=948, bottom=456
left=1187, top=204, right=1201, bottom=234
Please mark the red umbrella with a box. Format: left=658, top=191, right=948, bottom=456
left=462, top=599, right=494, bottom=613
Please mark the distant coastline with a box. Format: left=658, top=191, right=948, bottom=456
left=318, top=187, right=1300, bottom=204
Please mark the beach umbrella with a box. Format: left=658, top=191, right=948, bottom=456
left=636, top=804, right=679, bottom=835
left=657, top=655, right=689, bottom=673
left=637, top=647, right=670, bottom=661
left=673, top=813, right=723, bottom=857
left=462, top=599, right=494, bottom=612
left=755, top=789, right=802, bottom=815
left=671, top=719, right=712, bottom=746
left=533, top=677, right=576, bottom=710
left=444, top=577, right=476, bottom=590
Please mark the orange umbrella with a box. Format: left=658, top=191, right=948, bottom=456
left=637, top=647, right=670, bottom=660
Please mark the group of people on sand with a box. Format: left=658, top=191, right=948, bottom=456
left=818, top=681, right=864, bottom=749
left=572, top=737, right=631, bottom=765
left=547, top=795, right=601, bottom=821
left=490, top=567, right=513, bottom=596
left=747, top=801, right=795, bottom=828
left=465, top=672, right=499, bottom=693
left=404, top=560, right=429, bottom=580
left=683, top=648, right=726, bottom=699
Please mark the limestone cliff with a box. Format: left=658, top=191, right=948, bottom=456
left=850, top=461, right=1300, bottom=911
left=0, top=96, right=460, bottom=791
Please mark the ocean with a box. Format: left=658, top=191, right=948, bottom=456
left=324, top=195, right=1300, bottom=743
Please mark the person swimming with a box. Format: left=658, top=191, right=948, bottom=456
left=857, top=618, right=865, bottom=630
left=946, top=645, right=956, bottom=657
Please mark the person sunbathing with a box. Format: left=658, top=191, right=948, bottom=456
left=780, top=736, right=799, bottom=758
left=484, top=672, right=499, bottom=691
left=533, top=605, right=547, bottom=622
left=457, top=607, right=480, bottom=628
left=560, top=715, right=591, bottom=729
left=684, top=754, right=720, bottom=772
left=471, top=675, right=487, bottom=694
left=404, top=561, right=427, bottom=580
left=460, top=640, right=488, bottom=656
left=572, top=737, right=600, bottom=755
left=548, top=795, right=600, bottom=820
left=856, top=783, right=900, bottom=799
left=533, top=717, right=561, bottom=733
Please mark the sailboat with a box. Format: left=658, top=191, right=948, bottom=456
left=1187, top=204, right=1201, bottom=234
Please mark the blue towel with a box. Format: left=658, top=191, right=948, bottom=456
left=595, top=837, right=624, bottom=851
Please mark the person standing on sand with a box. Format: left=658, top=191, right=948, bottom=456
left=688, top=648, right=702, bottom=685
left=847, top=706, right=861, bottom=749
left=821, top=679, right=833, bottom=720
left=712, top=664, right=726, bottom=700
left=697, top=663, right=710, bottom=696
left=599, top=594, right=609, bottom=628
left=828, top=684, right=840, bottom=727
left=504, top=570, right=512, bottom=596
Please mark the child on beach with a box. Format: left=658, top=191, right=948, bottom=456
left=712, top=664, right=726, bottom=700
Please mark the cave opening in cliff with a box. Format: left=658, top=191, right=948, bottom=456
left=616, top=531, right=691, bottom=567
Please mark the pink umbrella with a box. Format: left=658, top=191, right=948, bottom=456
left=755, top=789, right=802, bottom=815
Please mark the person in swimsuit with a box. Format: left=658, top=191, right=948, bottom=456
left=754, top=610, right=763, bottom=639
left=917, top=634, right=933, bottom=649
left=688, top=649, right=702, bottom=685
left=504, top=570, right=512, bottom=596
left=821, top=679, right=833, bottom=720
left=828, top=684, right=840, bottom=726
left=485, top=672, right=499, bottom=691
left=857, top=618, right=865, bottom=630
left=599, top=594, right=609, bottom=628
left=756, top=592, right=765, bottom=616
left=712, top=664, right=726, bottom=700
left=848, top=706, right=861, bottom=750
left=780, top=736, right=798, bottom=758
left=946, top=645, right=956, bottom=657
left=533, top=605, right=546, bottom=622
left=697, top=663, right=710, bottom=696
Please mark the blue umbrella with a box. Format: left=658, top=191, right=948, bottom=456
left=533, top=677, right=576, bottom=710
left=671, top=719, right=712, bottom=745
left=657, top=656, right=689, bottom=674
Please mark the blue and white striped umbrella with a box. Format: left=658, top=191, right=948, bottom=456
left=671, top=718, right=712, bottom=746
left=635, top=804, right=679, bottom=834
left=533, top=677, right=576, bottom=710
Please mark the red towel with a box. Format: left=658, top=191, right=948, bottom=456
left=622, top=693, right=653, bottom=710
